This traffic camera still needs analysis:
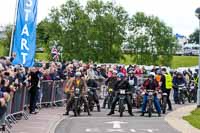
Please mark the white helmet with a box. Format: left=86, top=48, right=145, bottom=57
left=75, top=72, right=82, bottom=77
left=149, top=72, right=155, bottom=77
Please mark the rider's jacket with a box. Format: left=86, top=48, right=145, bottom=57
left=172, top=76, right=186, bottom=88
left=165, top=73, right=173, bottom=89
left=69, top=78, right=87, bottom=94
left=87, top=79, right=98, bottom=88
left=105, top=77, right=118, bottom=89
left=113, top=79, right=131, bottom=92
left=143, top=79, right=159, bottom=91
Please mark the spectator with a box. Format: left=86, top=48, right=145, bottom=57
left=28, top=67, right=39, bottom=114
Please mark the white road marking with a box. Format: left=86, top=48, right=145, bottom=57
left=85, top=128, right=99, bottom=132
left=147, top=129, right=153, bottom=133
left=85, top=129, right=92, bottom=132
left=140, top=129, right=159, bottom=133
left=130, top=129, right=136, bottom=132
left=106, top=129, right=125, bottom=132
left=105, top=121, right=128, bottom=129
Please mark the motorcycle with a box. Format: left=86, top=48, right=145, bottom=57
left=87, top=87, right=96, bottom=111
left=73, top=88, right=82, bottom=116
left=118, top=89, right=129, bottom=117
left=188, top=81, right=197, bottom=103
left=158, top=90, right=167, bottom=114
left=146, top=90, right=154, bottom=117
left=177, top=84, right=188, bottom=104
left=132, top=86, right=142, bottom=109
left=107, top=88, right=114, bottom=109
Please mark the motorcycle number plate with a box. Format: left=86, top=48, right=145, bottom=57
left=149, top=92, right=153, bottom=95
left=120, top=90, right=126, bottom=94
left=75, top=88, right=80, bottom=93
left=163, top=93, right=168, bottom=96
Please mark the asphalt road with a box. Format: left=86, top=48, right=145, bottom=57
left=55, top=107, right=180, bottom=133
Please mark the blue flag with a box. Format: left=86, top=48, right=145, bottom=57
left=12, top=0, right=38, bottom=67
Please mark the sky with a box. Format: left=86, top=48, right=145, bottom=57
left=0, top=0, right=200, bottom=37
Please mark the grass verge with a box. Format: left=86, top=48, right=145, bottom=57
left=120, top=54, right=198, bottom=68
left=183, top=108, right=200, bottom=129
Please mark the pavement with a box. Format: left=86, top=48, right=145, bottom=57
left=165, top=104, right=200, bottom=133
left=10, top=107, right=65, bottom=133
left=10, top=104, right=200, bottom=133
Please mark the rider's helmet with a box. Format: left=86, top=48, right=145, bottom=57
left=177, top=72, right=183, bottom=78
left=117, top=73, right=125, bottom=79
left=75, top=72, right=82, bottom=77
left=149, top=72, right=155, bottom=78
left=177, top=71, right=182, bottom=75
left=194, top=72, right=198, bottom=77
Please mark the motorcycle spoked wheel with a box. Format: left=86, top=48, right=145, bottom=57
left=148, top=99, right=153, bottom=117
left=162, top=96, right=167, bottom=114
left=119, top=99, right=125, bottom=117
left=107, top=96, right=112, bottom=109
left=74, top=99, right=81, bottom=117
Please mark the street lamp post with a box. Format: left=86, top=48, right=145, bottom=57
left=195, top=7, right=200, bottom=108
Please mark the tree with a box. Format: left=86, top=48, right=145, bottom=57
left=189, top=29, right=199, bottom=44
left=43, top=0, right=128, bottom=63
left=128, top=12, right=177, bottom=66
left=0, top=25, right=12, bottom=56
left=85, top=0, right=128, bottom=63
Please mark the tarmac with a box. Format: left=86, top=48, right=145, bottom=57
left=10, top=105, right=200, bottom=133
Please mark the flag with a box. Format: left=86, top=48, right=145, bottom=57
left=12, top=0, right=38, bottom=67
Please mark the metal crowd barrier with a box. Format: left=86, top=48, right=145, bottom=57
left=0, top=80, right=67, bottom=132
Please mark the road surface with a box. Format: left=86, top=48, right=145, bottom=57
left=55, top=107, right=180, bottom=133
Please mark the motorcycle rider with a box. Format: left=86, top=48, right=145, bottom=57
left=107, top=73, right=134, bottom=116
left=172, top=72, right=187, bottom=104
left=103, top=70, right=118, bottom=108
left=160, top=68, right=173, bottom=111
left=64, top=72, right=91, bottom=116
left=87, top=78, right=101, bottom=112
left=140, top=72, right=161, bottom=117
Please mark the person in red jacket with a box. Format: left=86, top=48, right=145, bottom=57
left=140, top=72, right=161, bottom=117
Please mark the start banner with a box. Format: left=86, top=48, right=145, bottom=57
left=12, top=0, right=38, bottom=67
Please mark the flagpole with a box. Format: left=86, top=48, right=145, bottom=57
left=9, top=0, right=19, bottom=57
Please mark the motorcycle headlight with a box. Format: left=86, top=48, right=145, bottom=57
left=120, top=90, right=126, bottom=94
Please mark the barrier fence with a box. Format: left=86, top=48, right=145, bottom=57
left=0, top=80, right=67, bottom=132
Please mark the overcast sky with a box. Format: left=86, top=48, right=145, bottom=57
left=0, top=0, right=200, bottom=36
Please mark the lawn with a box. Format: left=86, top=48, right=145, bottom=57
left=120, top=54, right=198, bottom=68
left=183, top=108, right=200, bottom=129
left=35, top=53, right=49, bottom=61
left=172, top=56, right=198, bottom=68
left=0, top=49, right=198, bottom=68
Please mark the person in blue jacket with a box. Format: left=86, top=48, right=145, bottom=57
left=172, top=72, right=187, bottom=104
